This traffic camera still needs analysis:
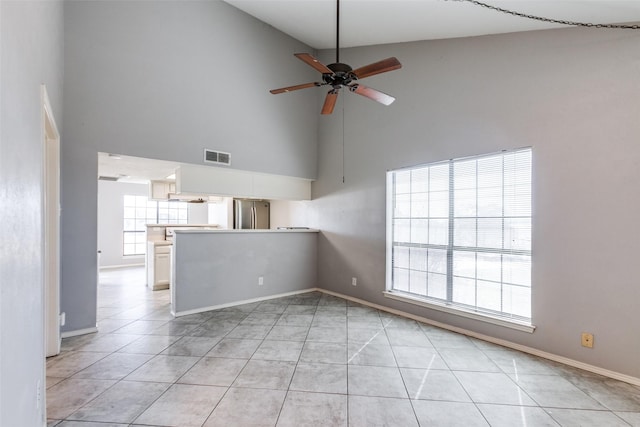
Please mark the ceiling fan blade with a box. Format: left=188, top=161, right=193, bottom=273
left=321, top=90, right=339, bottom=115
left=270, top=82, right=320, bottom=94
left=295, top=53, right=334, bottom=74
left=350, top=84, right=395, bottom=106
left=351, top=57, right=402, bottom=80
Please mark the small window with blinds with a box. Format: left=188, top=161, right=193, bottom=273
left=386, top=148, right=532, bottom=325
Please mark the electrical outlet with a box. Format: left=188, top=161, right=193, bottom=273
left=352, top=277, right=357, bottom=286
left=581, top=332, right=594, bottom=348
left=258, top=276, right=264, bottom=286
left=60, top=311, right=66, bottom=327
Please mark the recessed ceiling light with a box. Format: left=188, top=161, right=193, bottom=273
left=166, top=173, right=176, bottom=180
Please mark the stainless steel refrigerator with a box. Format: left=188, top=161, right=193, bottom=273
left=233, top=199, right=270, bottom=229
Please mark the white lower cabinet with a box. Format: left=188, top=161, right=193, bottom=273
left=147, top=242, right=172, bottom=290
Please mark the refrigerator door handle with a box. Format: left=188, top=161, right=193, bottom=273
left=251, top=205, right=256, bottom=229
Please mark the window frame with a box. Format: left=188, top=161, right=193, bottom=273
left=384, top=148, right=535, bottom=333
left=122, top=195, right=189, bottom=257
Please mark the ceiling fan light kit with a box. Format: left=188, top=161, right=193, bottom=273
left=269, top=0, right=402, bottom=115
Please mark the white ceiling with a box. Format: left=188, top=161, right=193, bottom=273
left=223, top=0, right=640, bottom=49
left=98, top=152, right=181, bottom=184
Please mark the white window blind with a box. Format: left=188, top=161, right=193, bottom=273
left=387, top=148, right=532, bottom=322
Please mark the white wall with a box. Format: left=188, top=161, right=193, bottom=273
left=311, top=28, right=640, bottom=379
left=270, top=200, right=313, bottom=229
left=0, top=1, right=64, bottom=424
left=61, top=0, right=318, bottom=334
left=97, top=180, right=149, bottom=268
left=187, top=203, right=208, bottom=224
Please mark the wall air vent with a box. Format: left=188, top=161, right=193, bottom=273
left=98, top=176, right=119, bottom=181
left=204, top=149, right=231, bottom=166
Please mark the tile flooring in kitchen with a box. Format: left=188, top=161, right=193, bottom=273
left=46, top=266, right=640, bottom=426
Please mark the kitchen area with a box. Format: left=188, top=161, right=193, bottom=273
left=145, top=197, right=294, bottom=291
left=144, top=194, right=318, bottom=316
left=97, top=152, right=317, bottom=315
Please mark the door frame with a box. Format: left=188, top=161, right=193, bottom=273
left=42, top=84, right=61, bottom=357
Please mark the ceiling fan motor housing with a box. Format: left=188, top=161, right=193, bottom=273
left=268, top=0, right=400, bottom=114
left=324, top=62, right=356, bottom=88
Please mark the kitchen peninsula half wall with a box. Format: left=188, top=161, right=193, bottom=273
left=171, top=229, right=318, bottom=316
left=146, top=224, right=220, bottom=290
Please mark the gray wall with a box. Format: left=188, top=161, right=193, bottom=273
left=62, top=0, right=319, bottom=333
left=58, top=0, right=640, bottom=382
left=0, top=1, right=64, bottom=424
left=173, top=231, right=317, bottom=314
left=311, top=28, right=640, bottom=378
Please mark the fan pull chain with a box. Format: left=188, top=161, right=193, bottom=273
left=342, top=101, right=345, bottom=184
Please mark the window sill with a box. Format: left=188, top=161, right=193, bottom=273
left=383, top=291, right=536, bottom=333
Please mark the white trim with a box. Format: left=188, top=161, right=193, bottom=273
left=99, top=263, right=145, bottom=270
left=385, top=149, right=533, bottom=331
left=171, top=288, right=319, bottom=317
left=317, top=288, right=640, bottom=387
left=383, top=291, right=535, bottom=333
left=60, top=327, right=98, bottom=339
left=385, top=171, right=394, bottom=292
left=42, top=84, right=61, bottom=360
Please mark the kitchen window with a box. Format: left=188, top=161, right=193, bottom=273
left=123, top=195, right=188, bottom=256
left=385, top=148, right=533, bottom=330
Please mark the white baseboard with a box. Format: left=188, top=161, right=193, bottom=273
left=60, top=326, right=98, bottom=338
left=172, top=288, right=319, bottom=317
left=99, top=263, right=144, bottom=270
left=318, top=288, right=640, bottom=387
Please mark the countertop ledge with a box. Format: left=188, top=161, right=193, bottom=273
left=173, top=228, right=319, bottom=234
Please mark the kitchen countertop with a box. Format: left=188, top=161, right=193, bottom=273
left=146, top=224, right=221, bottom=228
left=173, top=228, right=319, bottom=234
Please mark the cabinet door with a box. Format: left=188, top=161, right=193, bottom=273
left=150, top=181, right=170, bottom=200
left=155, top=253, right=171, bottom=285
left=146, top=242, right=156, bottom=287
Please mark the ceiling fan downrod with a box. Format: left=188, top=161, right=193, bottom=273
left=325, top=0, right=355, bottom=89
left=268, top=0, right=402, bottom=114
left=336, top=0, right=340, bottom=64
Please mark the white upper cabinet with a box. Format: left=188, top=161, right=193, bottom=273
left=149, top=180, right=176, bottom=200
left=175, top=165, right=312, bottom=201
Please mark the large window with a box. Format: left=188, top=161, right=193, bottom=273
left=123, top=195, right=188, bottom=256
left=386, top=148, right=532, bottom=325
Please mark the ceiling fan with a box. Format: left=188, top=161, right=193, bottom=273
left=269, top=0, right=402, bottom=115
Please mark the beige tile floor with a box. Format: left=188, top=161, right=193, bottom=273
left=46, top=266, right=640, bottom=426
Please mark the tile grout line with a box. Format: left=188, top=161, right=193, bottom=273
left=49, top=268, right=640, bottom=425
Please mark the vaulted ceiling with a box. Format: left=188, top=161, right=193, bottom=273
left=223, top=0, right=640, bottom=49
left=100, top=0, right=640, bottom=181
